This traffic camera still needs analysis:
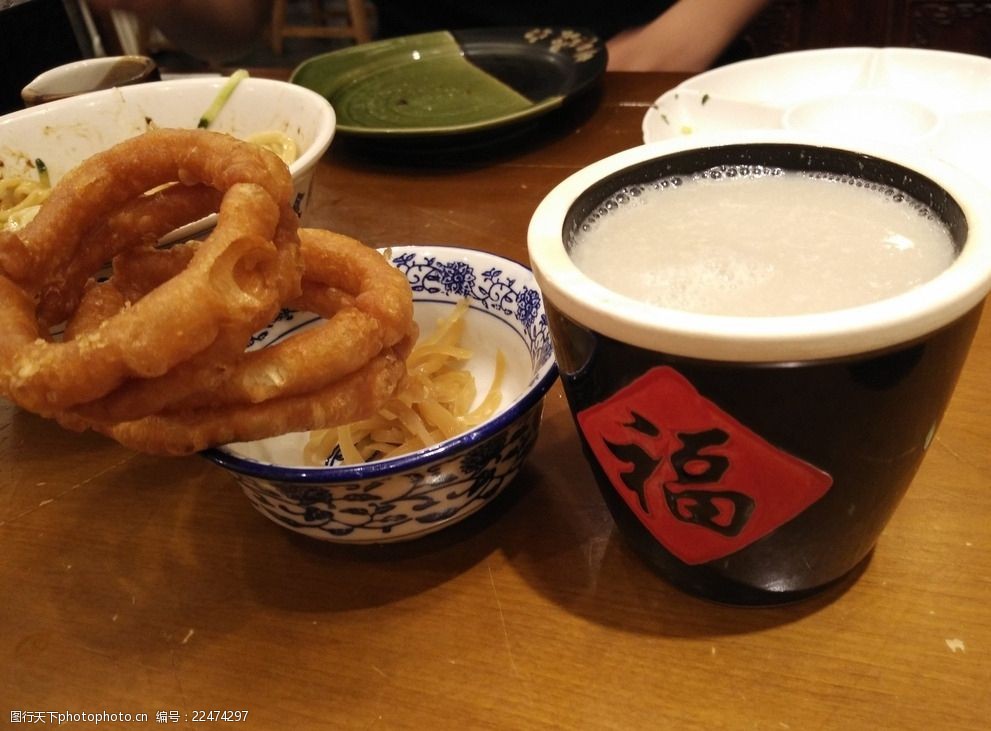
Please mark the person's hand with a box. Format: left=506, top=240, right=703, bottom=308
left=606, top=0, right=769, bottom=72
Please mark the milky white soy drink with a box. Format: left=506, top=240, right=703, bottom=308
left=570, top=167, right=956, bottom=316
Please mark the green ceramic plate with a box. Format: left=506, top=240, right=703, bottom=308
left=290, top=27, right=606, bottom=138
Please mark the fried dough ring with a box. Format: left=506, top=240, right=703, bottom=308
left=70, top=185, right=278, bottom=399
left=0, top=129, right=301, bottom=415
left=1, top=129, right=294, bottom=289
left=60, top=344, right=412, bottom=456
left=36, top=183, right=224, bottom=330
left=0, top=129, right=420, bottom=456
left=2, top=181, right=291, bottom=415
left=292, top=229, right=414, bottom=346
left=65, top=230, right=416, bottom=426
left=196, top=229, right=415, bottom=407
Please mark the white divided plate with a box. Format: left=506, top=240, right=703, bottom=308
left=642, top=47, right=991, bottom=186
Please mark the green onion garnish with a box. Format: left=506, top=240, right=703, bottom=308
left=35, top=158, right=49, bottom=187
left=197, top=69, right=249, bottom=129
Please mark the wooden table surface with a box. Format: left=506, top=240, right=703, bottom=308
left=3, top=72, right=990, bottom=731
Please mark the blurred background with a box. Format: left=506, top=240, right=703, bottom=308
left=2, top=0, right=991, bottom=113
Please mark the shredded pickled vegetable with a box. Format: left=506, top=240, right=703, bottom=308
left=198, top=69, right=298, bottom=165
left=197, top=69, right=249, bottom=128
left=304, top=299, right=505, bottom=465
left=246, top=130, right=298, bottom=165
left=1, top=159, right=50, bottom=232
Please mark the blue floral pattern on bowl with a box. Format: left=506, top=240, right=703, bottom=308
left=204, top=245, right=559, bottom=543
left=392, top=249, right=553, bottom=367
left=239, top=404, right=542, bottom=542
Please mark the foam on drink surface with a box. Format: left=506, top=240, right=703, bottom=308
left=570, top=166, right=956, bottom=316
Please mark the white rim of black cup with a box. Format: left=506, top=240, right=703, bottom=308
left=527, top=130, right=991, bottom=363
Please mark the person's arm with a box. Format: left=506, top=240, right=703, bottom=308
left=606, top=0, right=770, bottom=72
left=87, top=0, right=272, bottom=64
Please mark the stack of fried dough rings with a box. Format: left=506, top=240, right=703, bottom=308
left=0, top=128, right=416, bottom=455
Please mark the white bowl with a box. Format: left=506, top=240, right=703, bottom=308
left=0, top=76, right=335, bottom=236
left=20, top=55, right=159, bottom=106
left=203, top=245, right=559, bottom=543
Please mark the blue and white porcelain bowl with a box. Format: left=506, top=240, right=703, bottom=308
left=203, top=245, right=558, bottom=543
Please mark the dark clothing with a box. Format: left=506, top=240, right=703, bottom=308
left=373, top=1, right=678, bottom=42
left=0, top=0, right=93, bottom=114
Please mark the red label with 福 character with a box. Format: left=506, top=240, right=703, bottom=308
left=577, top=366, right=833, bottom=565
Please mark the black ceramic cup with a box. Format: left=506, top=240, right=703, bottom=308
left=527, top=132, right=991, bottom=605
